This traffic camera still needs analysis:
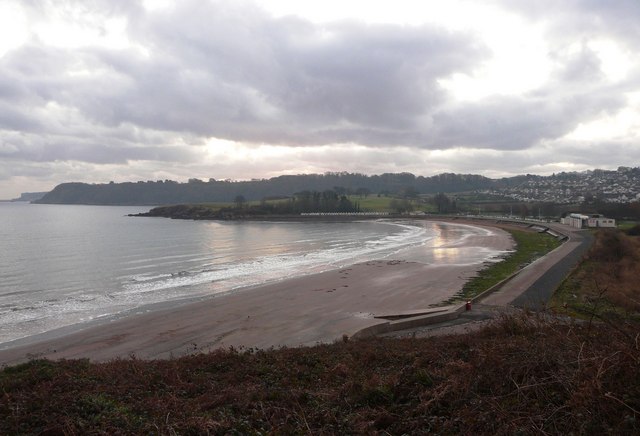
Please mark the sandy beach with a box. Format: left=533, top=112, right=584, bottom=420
left=0, top=221, right=513, bottom=366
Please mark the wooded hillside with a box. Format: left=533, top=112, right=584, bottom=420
left=35, top=172, right=511, bottom=205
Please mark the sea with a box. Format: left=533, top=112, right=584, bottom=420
left=0, top=202, right=507, bottom=347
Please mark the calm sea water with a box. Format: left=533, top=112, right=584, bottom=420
left=0, top=203, right=506, bottom=346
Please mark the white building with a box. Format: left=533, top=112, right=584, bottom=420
left=562, top=213, right=589, bottom=228
left=561, top=213, right=616, bottom=228
left=587, top=214, right=616, bottom=228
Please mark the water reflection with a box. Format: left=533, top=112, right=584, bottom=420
left=431, top=247, right=460, bottom=263
left=398, top=222, right=505, bottom=265
left=427, top=224, right=458, bottom=262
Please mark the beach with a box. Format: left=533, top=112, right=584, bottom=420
left=0, top=221, right=513, bottom=366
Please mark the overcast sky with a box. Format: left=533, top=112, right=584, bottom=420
left=1, top=0, right=639, bottom=198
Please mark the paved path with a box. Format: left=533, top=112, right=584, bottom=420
left=380, top=304, right=510, bottom=339
left=481, top=223, right=593, bottom=309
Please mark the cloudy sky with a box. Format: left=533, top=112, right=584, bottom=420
left=1, top=0, right=639, bottom=198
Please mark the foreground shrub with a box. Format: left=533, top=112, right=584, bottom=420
left=1, top=314, right=639, bottom=434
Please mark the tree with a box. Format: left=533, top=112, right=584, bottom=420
left=390, top=199, right=414, bottom=214
left=338, top=195, right=352, bottom=212
left=432, top=193, right=451, bottom=213
left=321, top=190, right=338, bottom=212
left=234, top=194, right=246, bottom=209
left=355, top=187, right=371, bottom=198
left=403, top=186, right=419, bottom=200
left=333, top=186, right=348, bottom=196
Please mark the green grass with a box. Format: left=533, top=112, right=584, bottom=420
left=348, top=195, right=438, bottom=213
left=616, top=220, right=640, bottom=230
left=439, top=229, right=562, bottom=305
left=347, top=195, right=394, bottom=211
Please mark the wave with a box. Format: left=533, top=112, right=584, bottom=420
left=113, top=221, right=433, bottom=299
left=0, top=219, right=505, bottom=346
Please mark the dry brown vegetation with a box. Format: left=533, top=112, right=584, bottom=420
left=588, top=230, right=640, bottom=311
left=1, top=313, right=639, bottom=435
left=553, top=228, right=640, bottom=319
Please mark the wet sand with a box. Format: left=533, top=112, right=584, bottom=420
left=0, top=222, right=514, bottom=366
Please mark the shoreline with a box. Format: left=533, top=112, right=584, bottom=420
left=0, top=220, right=514, bottom=366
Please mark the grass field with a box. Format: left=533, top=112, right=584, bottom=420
left=349, top=195, right=440, bottom=213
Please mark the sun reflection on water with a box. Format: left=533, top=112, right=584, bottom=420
left=429, top=223, right=463, bottom=263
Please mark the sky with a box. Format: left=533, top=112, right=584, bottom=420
left=1, top=0, right=639, bottom=199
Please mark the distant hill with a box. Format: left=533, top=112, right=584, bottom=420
left=34, top=167, right=639, bottom=206
left=9, top=192, right=49, bottom=202
left=35, top=172, right=519, bottom=205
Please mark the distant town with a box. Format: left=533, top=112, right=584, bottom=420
left=485, top=167, right=640, bottom=204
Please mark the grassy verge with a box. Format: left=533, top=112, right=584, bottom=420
left=440, top=229, right=562, bottom=305
left=615, top=220, right=640, bottom=231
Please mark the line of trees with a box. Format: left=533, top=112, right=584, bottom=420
left=288, top=190, right=361, bottom=213
left=230, top=190, right=361, bottom=215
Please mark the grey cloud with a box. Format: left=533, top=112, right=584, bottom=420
left=0, top=126, right=200, bottom=164
left=430, top=85, right=625, bottom=151
left=501, top=0, right=640, bottom=49
left=427, top=34, right=632, bottom=152
left=271, top=22, right=476, bottom=127
left=554, top=45, right=604, bottom=82
left=83, top=1, right=488, bottom=145
left=68, top=0, right=634, bottom=153
left=550, top=140, right=640, bottom=168
left=32, top=141, right=188, bottom=164
left=0, top=103, right=43, bottom=131
left=0, top=0, right=638, bottom=191
left=0, top=160, right=49, bottom=181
